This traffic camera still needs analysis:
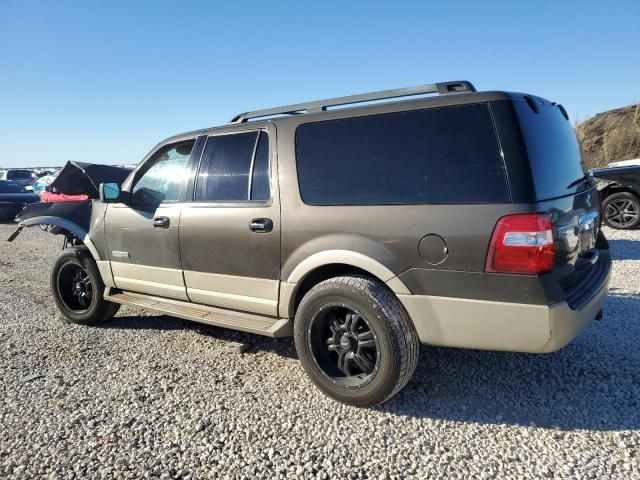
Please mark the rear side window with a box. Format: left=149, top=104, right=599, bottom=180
left=195, top=131, right=270, bottom=202
left=295, top=104, right=508, bottom=205
left=514, top=100, right=586, bottom=200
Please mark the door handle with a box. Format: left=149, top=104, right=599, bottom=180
left=249, top=218, right=273, bottom=233
left=153, top=216, right=170, bottom=229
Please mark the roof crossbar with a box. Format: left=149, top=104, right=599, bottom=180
left=229, top=80, right=476, bottom=123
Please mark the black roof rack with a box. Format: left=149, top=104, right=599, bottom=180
left=229, top=80, right=476, bottom=123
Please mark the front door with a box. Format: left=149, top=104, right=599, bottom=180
left=179, top=126, right=281, bottom=316
left=105, top=139, right=196, bottom=300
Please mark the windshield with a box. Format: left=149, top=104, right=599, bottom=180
left=514, top=99, right=586, bottom=200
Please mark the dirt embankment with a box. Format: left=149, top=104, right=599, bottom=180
left=577, top=103, right=640, bottom=169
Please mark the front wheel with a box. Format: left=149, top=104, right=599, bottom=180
left=51, top=248, right=120, bottom=325
left=603, top=191, right=640, bottom=230
left=294, top=275, right=419, bottom=407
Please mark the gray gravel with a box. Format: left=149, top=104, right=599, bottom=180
left=1, top=222, right=639, bottom=479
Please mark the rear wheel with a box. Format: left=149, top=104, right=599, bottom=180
left=51, top=248, right=120, bottom=325
left=603, top=192, right=640, bottom=229
left=294, top=275, right=419, bottom=407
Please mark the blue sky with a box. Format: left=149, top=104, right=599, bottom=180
left=1, top=0, right=638, bottom=168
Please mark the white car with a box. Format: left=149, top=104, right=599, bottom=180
left=608, top=158, right=640, bottom=168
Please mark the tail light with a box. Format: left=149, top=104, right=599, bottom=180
left=486, top=213, right=555, bottom=274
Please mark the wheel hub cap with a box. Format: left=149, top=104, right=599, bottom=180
left=339, top=334, right=353, bottom=351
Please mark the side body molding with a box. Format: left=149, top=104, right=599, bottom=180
left=279, top=249, right=411, bottom=318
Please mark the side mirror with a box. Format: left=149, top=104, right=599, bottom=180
left=100, top=183, right=122, bottom=203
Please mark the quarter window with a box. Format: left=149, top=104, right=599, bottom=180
left=250, top=132, right=270, bottom=201
left=295, top=104, right=508, bottom=205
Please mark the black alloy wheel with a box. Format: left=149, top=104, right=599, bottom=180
left=307, top=304, right=380, bottom=389
left=294, top=275, right=420, bottom=407
left=57, top=263, right=94, bottom=311
left=51, top=248, right=120, bottom=325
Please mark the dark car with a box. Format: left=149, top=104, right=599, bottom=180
left=592, top=164, right=640, bottom=229
left=1, top=169, right=36, bottom=188
left=10, top=81, right=610, bottom=406
left=0, top=180, right=40, bottom=220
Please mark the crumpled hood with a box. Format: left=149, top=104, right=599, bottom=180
left=48, top=161, right=132, bottom=198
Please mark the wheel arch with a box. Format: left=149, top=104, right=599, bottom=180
left=600, top=184, right=640, bottom=201
left=279, top=250, right=411, bottom=318
left=21, top=215, right=102, bottom=261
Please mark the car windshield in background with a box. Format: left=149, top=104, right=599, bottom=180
left=514, top=100, right=586, bottom=200
left=7, top=170, right=34, bottom=180
left=0, top=181, right=23, bottom=193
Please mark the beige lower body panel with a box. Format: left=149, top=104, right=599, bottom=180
left=184, top=271, right=279, bottom=317
left=111, top=263, right=188, bottom=301
left=96, top=261, right=115, bottom=288
left=399, top=282, right=608, bottom=353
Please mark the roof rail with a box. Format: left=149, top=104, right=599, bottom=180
left=229, top=80, right=476, bottom=123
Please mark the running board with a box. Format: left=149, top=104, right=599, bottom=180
left=104, top=288, right=292, bottom=338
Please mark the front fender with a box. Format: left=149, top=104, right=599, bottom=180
left=8, top=201, right=102, bottom=261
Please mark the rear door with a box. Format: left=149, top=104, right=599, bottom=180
left=179, top=124, right=281, bottom=316
left=104, top=139, right=196, bottom=300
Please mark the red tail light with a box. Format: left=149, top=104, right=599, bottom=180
left=486, top=213, right=555, bottom=274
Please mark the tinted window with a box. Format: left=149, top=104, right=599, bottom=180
left=296, top=104, right=508, bottom=205
left=132, top=140, right=194, bottom=204
left=514, top=100, right=586, bottom=200
left=250, top=132, right=270, bottom=201
left=195, top=132, right=259, bottom=202
left=7, top=170, right=33, bottom=179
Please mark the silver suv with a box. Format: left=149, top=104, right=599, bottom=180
left=11, top=81, right=611, bottom=406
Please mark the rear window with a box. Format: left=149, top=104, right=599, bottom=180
left=7, top=170, right=33, bottom=179
left=514, top=100, right=586, bottom=200
left=295, top=103, right=509, bottom=205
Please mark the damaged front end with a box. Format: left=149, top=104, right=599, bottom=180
left=6, top=161, right=130, bottom=260
left=6, top=200, right=104, bottom=258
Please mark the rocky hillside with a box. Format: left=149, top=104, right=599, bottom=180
left=576, top=103, right=640, bottom=169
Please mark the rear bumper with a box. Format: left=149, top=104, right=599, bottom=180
left=398, top=251, right=611, bottom=353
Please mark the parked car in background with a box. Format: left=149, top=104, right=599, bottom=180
left=36, top=170, right=56, bottom=178
left=607, top=158, right=640, bottom=168
left=593, top=164, right=640, bottom=229
left=1, top=169, right=36, bottom=188
left=0, top=180, right=40, bottom=220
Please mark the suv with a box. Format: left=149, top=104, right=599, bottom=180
left=11, top=81, right=611, bottom=406
left=1, top=169, right=36, bottom=187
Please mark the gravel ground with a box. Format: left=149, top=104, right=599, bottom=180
left=1, top=222, right=639, bottom=479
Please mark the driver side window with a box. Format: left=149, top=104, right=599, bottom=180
left=132, top=140, right=195, bottom=204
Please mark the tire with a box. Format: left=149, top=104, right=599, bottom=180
left=602, top=191, right=640, bottom=230
left=50, top=248, right=120, bottom=325
left=294, top=275, right=419, bottom=407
